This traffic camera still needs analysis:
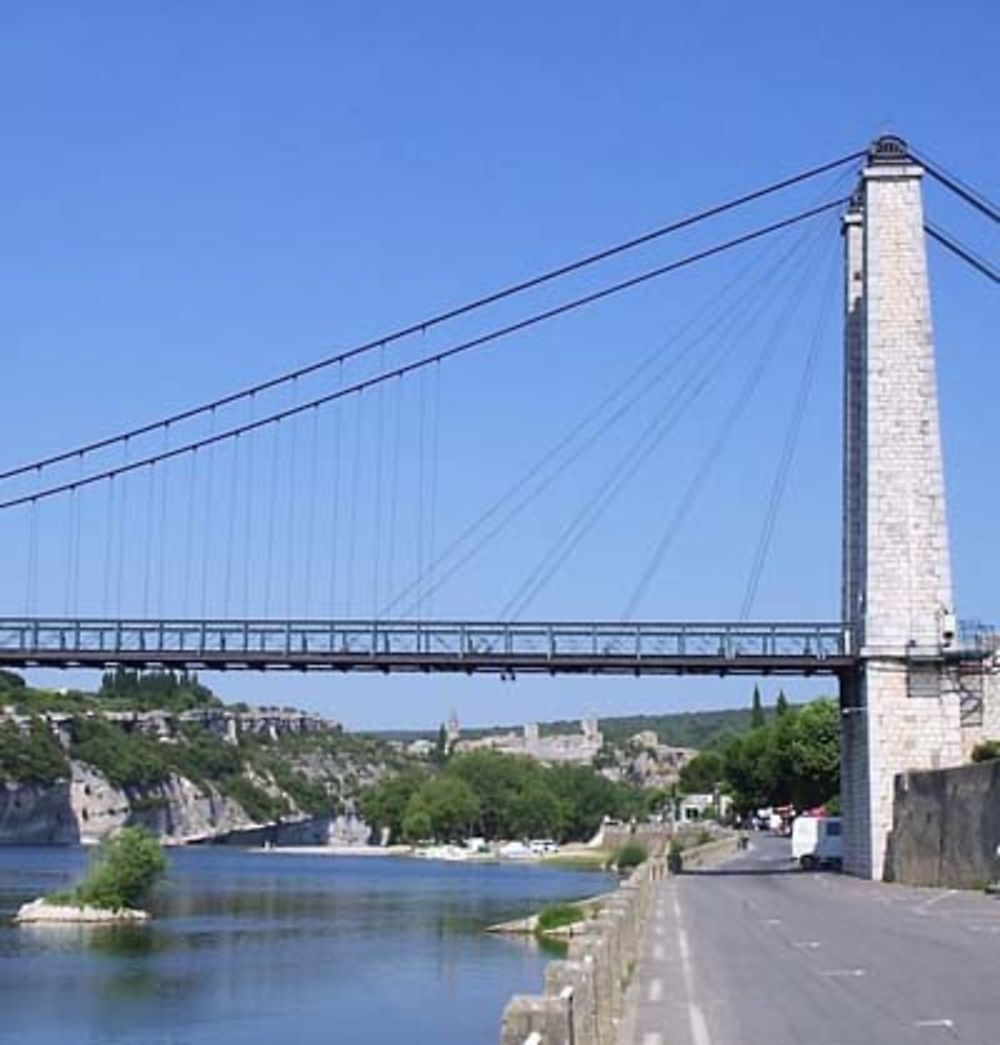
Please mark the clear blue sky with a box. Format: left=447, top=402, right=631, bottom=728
left=1, top=2, right=997, bottom=729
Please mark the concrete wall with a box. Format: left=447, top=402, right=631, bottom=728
left=885, top=761, right=1000, bottom=889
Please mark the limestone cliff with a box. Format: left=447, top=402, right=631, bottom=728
left=70, top=762, right=260, bottom=844
left=0, top=780, right=79, bottom=845
left=1, top=758, right=380, bottom=846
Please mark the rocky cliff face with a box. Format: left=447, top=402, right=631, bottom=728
left=0, top=781, right=79, bottom=845
left=70, top=762, right=261, bottom=844
left=4, top=759, right=378, bottom=847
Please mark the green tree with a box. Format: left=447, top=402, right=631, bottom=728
left=786, top=699, right=840, bottom=808
left=419, top=776, right=480, bottom=841
left=359, top=769, right=426, bottom=842
left=678, top=749, right=725, bottom=794
left=0, top=717, right=69, bottom=786
left=70, top=827, right=168, bottom=911
left=448, top=750, right=528, bottom=838
left=775, top=691, right=790, bottom=717
left=507, top=780, right=565, bottom=839
left=431, top=724, right=449, bottom=766
left=750, top=686, right=765, bottom=730
left=70, top=717, right=170, bottom=790
left=401, top=795, right=434, bottom=842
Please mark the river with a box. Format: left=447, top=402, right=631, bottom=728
left=0, top=846, right=610, bottom=1044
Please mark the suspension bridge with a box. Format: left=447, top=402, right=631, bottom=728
left=1, top=135, right=997, bottom=876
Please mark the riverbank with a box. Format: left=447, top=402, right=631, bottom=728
left=0, top=844, right=614, bottom=1045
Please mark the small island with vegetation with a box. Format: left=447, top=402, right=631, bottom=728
left=16, top=826, right=167, bottom=925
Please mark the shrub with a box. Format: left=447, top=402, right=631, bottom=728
left=0, top=669, right=26, bottom=691
left=611, top=842, right=647, bottom=871
left=536, top=903, right=585, bottom=933
left=222, top=777, right=288, bottom=824
left=71, top=717, right=169, bottom=790
left=0, top=717, right=69, bottom=786
left=69, top=827, right=167, bottom=911
left=971, top=740, right=1000, bottom=763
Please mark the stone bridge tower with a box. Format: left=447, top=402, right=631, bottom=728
left=840, top=136, right=963, bottom=880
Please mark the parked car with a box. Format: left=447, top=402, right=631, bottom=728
left=791, top=815, right=842, bottom=870
left=528, top=839, right=559, bottom=855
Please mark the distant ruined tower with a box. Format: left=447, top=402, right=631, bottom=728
left=445, top=712, right=461, bottom=748
left=840, top=136, right=963, bottom=879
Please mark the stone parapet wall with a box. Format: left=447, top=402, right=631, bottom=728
left=600, top=824, right=670, bottom=853
left=885, top=760, right=1000, bottom=888
left=499, top=854, right=665, bottom=1045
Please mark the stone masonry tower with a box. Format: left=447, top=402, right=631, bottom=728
left=840, top=136, right=962, bottom=879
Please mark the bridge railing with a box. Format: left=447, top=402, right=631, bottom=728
left=0, top=617, right=853, bottom=674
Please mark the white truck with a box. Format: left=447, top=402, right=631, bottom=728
left=791, top=815, right=842, bottom=870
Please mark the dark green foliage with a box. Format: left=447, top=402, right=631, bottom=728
left=678, top=749, right=725, bottom=794
left=718, top=698, right=840, bottom=812
left=432, top=724, right=449, bottom=766
left=98, top=668, right=220, bottom=712
left=221, top=777, right=288, bottom=823
left=776, top=691, right=790, bottom=717
left=362, top=749, right=645, bottom=844
left=359, top=769, right=427, bottom=840
left=401, top=799, right=433, bottom=842
left=971, top=740, right=1000, bottom=763
left=0, top=669, right=26, bottom=691
left=751, top=686, right=765, bottom=730
left=169, top=725, right=242, bottom=784
left=68, top=827, right=167, bottom=911
left=0, top=717, right=70, bottom=786
left=536, top=903, right=585, bottom=932
left=70, top=717, right=170, bottom=790
left=412, top=776, right=480, bottom=840
left=611, top=842, right=647, bottom=870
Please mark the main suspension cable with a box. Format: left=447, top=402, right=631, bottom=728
left=739, top=246, right=839, bottom=620
left=620, top=225, right=834, bottom=621
left=0, top=198, right=849, bottom=513
left=0, top=151, right=865, bottom=484
left=911, top=147, right=1000, bottom=224
left=925, top=223, right=1000, bottom=283
left=387, top=212, right=824, bottom=620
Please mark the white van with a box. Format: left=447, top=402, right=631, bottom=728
left=791, top=816, right=842, bottom=870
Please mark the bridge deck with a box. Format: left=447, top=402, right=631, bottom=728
left=0, top=618, right=854, bottom=676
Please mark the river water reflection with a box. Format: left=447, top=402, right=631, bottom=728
left=0, top=847, right=610, bottom=1044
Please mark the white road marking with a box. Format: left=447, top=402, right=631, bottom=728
left=654, top=922, right=664, bottom=937
left=822, top=968, right=866, bottom=978
left=648, top=977, right=663, bottom=1002
left=642, top=1034, right=664, bottom=1045
left=652, top=942, right=666, bottom=960
left=673, top=890, right=712, bottom=1045
left=915, top=1019, right=954, bottom=1029
left=793, top=940, right=821, bottom=950
left=765, top=918, right=781, bottom=926
left=915, top=890, right=957, bottom=914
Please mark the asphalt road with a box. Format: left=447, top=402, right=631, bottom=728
left=620, top=835, right=1000, bottom=1045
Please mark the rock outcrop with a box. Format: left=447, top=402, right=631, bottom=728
left=15, top=898, right=148, bottom=924
left=0, top=781, right=80, bottom=845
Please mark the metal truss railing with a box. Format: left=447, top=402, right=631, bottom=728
left=0, top=617, right=854, bottom=676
